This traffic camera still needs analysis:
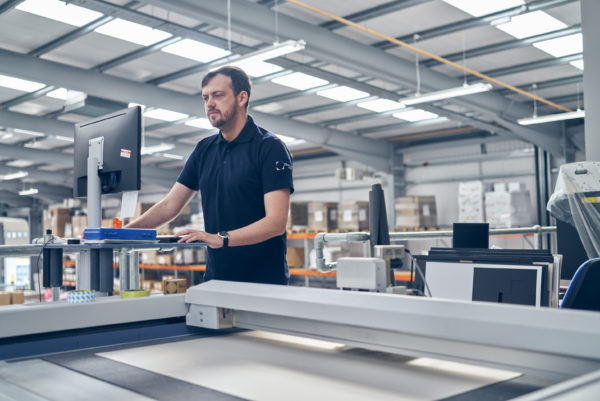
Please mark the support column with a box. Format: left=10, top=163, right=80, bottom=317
left=392, top=148, right=406, bottom=231
left=581, top=0, right=600, bottom=160
left=29, top=200, right=44, bottom=288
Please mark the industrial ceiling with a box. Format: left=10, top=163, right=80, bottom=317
left=0, top=0, right=585, bottom=207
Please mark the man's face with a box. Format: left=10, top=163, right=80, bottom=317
left=201, top=74, right=246, bottom=128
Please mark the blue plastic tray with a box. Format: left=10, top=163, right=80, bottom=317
left=83, top=228, right=157, bottom=241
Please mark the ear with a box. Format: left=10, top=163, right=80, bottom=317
left=237, top=91, right=249, bottom=108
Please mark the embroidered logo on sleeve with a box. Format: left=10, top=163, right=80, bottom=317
left=275, top=161, right=292, bottom=171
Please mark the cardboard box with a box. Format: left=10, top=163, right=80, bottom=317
left=0, top=292, right=10, bottom=306
left=174, top=248, right=197, bottom=265
left=10, top=291, right=24, bottom=304
left=43, top=207, right=71, bottom=237
left=395, top=196, right=437, bottom=229
left=338, top=201, right=369, bottom=231
left=72, top=215, right=87, bottom=238
left=287, top=202, right=309, bottom=231
left=308, top=202, right=338, bottom=232
left=139, top=250, right=157, bottom=265
left=156, top=254, right=173, bottom=265
left=162, top=277, right=188, bottom=294
left=458, top=181, right=484, bottom=223
left=286, top=247, right=305, bottom=268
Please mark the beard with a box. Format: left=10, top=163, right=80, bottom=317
left=208, top=104, right=238, bottom=128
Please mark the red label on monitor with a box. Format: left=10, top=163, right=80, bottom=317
left=120, top=149, right=131, bottom=158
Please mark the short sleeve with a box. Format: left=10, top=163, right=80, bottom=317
left=176, top=142, right=201, bottom=191
left=260, top=138, right=294, bottom=195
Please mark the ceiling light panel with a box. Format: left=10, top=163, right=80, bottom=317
left=317, top=86, right=370, bottom=102
left=272, top=72, right=329, bottom=90
left=144, top=108, right=189, bottom=121
left=95, top=18, right=172, bottom=46
left=533, top=33, right=583, bottom=58
left=230, top=61, right=283, bottom=77
left=570, top=60, right=584, bottom=70
left=393, top=109, right=439, bottom=122
left=442, top=0, right=524, bottom=17
left=162, top=39, right=231, bottom=63
left=46, top=88, right=86, bottom=100
left=357, top=99, right=405, bottom=112
left=496, top=11, right=567, bottom=39
left=16, top=0, right=103, bottom=27
left=0, top=74, right=45, bottom=92
left=185, top=118, right=213, bottom=129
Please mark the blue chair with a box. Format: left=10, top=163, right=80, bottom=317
left=560, top=258, right=600, bottom=311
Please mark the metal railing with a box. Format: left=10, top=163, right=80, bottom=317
left=315, top=225, right=556, bottom=272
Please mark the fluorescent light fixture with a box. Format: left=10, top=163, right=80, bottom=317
left=185, top=118, right=213, bottom=129
left=317, top=86, right=370, bottom=102
left=533, top=33, right=583, bottom=57
left=442, top=0, right=524, bottom=17
left=46, top=88, right=85, bottom=100
left=496, top=11, right=567, bottom=39
left=207, top=40, right=306, bottom=72
left=399, top=83, right=493, bottom=106
left=144, top=108, right=189, bottom=122
left=407, top=358, right=519, bottom=381
left=19, top=188, right=38, bottom=196
left=393, top=109, right=440, bottom=122
left=272, top=72, right=329, bottom=90
left=14, top=128, right=44, bottom=137
left=16, top=0, right=102, bottom=27
left=141, top=143, right=176, bottom=155
left=55, top=135, right=74, bottom=142
left=0, top=74, right=45, bottom=92
left=570, top=60, right=584, bottom=70
left=231, top=61, right=283, bottom=77
left=357, top=98, right=405, bottom=112
left=1, top=171, right=28, bottom=181
left=162, top=39, right=231, bottom=63
left=518, top=109, right=585, bottom=125
left=95, top=18, right=172, bottom=46
left=162, top=153, right=184, bottom=160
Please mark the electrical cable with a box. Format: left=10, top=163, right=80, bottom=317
left=405, top=249, right=432, bottom=298
left=35, top=236, right=54, bottom=303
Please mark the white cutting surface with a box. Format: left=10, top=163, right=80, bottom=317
left=99, top=331, right=521, bottom=401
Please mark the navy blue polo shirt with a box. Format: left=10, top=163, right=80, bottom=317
left=177, top=115, right=294, bottom=284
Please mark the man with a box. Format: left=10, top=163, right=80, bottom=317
left=127, top=66, right=294, bottom=284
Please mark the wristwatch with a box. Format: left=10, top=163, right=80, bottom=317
left=217, top=231, right=229, bottom=248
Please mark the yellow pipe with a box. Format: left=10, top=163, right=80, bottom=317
left=286, top=0, right=572, bottom=113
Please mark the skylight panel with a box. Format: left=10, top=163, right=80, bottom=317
left=357, top=98, right=405, bottom=112
left=317, top=86, right=370, bottom=102
left=442, top=0, right=524, bottom=17
left=162, top=39, right=231, bottom=63
left=495, top=11, right=567, bottom=39
left=393, top=109, right=439, bottom=122
left=570, top=60, right=584, bottom=70
left=95, top=18, right=172, bottom=46
left=16, top=0, right=102, bottom=27
left=230, top=61, right=283, bottom=77
left=185, top=118, right=213, bottom=129
left=0, top=74, right=45, bottom=92
left=271, top=72, right=329, bottom=90
left=144, top=108, right=188, bottom=121
left=533, top=33, right=583, bottom=57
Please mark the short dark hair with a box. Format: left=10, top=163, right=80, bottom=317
left=201, top=66, right=252, bottom=109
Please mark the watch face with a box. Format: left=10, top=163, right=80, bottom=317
left=219, top=231, right=228, bottom=238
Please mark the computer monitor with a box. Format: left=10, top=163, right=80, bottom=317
left=74, top=106, right=142, bottom=197
left=453, top=222, right=489, bottom=248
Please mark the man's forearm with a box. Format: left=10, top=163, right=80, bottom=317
left=227, top=216, right=286, bottom=247
left=126, top=200, right=178, bottom=229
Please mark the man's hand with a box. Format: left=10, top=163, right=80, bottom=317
left=174, top=228, right=224, bottom=249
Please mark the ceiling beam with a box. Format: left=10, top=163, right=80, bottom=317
left=374, top=0, right=576, bottom=50
left=0, top=0, right=23, bottom=15
left=423, top=25, right=582, bottom=68
left=141, top=0, right=563, bottom=156
left=0, top=190, right=34, bottom=208
left=480, top=53, right=582, bottom=78
left=0, top=50, right=391, bottom=172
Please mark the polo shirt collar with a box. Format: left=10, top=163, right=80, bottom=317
left=216, top=115, right=257, bottom=145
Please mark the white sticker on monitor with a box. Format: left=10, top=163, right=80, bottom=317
left=120, top=149, right=131, bottom=158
